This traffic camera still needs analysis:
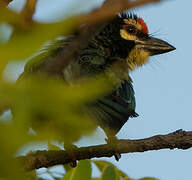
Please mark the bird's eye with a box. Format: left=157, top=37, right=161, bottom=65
left=126, top=26, right=136, bottom=34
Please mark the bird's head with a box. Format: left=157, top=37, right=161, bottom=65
left=116, top=13, right=176, bottom=70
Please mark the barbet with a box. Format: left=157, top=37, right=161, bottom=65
left=19, top=13, right=175, bottom=161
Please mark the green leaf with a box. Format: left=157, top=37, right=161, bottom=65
left=48, top=143, right=62, bottom=151
left=93, top=160, right=112, bottom=172
left=63, top=170, right=73, bottom=180
left=101, top=165, right=116, bottom=180
left=63, top=160, right=92, bottom=180
left=93, top=160, right=132, bottom=180
left=63, top=164, right=73, bottom=173
left=119, top=171, right=132, bottom=179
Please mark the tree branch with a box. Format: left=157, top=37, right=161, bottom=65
left=21, top=0, right=37, bottom=22
left=19, top=129, right=192, bottom=171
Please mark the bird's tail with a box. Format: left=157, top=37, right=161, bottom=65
left=88, top=80, right=138, bottom=136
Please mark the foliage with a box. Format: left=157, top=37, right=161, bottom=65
left=35, top=159, right=158, bottom=180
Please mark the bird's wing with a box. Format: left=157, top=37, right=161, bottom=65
left=90, top=79, right=138, bottom=136
left=18, top=36, right=75, bottom=80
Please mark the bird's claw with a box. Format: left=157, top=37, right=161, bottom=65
left=105, top=137, right=121, bottom=161
left=64, top=144, right=78, bottom=168
left=114, top=153, right=121, bottom=161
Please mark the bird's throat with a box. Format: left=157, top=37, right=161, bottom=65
left=126, top=48, right=150, bottom=71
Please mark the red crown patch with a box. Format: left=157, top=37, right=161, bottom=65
left=137, top=18, right=149, bottom=34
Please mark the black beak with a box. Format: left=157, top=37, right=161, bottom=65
left=135, top=37, right=176, bottom=56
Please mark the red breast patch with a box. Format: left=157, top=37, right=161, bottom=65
left=137, top=18, right=149, bottom=34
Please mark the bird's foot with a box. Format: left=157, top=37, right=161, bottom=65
left=64, top=144, right=78, bottom=167
left=114, top=153, right=121, bottom=161
left=105, top=136, right=121, bottom=161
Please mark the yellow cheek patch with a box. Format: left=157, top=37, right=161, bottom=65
left=126, top=48, right=150, bottom=71
left=120, top=29, right=137, bottom=41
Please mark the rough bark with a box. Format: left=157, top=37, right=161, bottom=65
left=18, top=129, right=192, bottom=171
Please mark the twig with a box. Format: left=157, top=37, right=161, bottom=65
left=21, top=0, right=37, bottom=22
left=18, top=129, right=192, bottom=171
left=0, top=0, right=13, bottom=7
left=81, top=0, right=160, bottom=24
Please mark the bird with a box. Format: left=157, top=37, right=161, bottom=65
left=18, top=12, right=175, bottom=163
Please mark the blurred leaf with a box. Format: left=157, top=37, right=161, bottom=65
left=0, top=129, right=25, bottom=179
left=101, top=165, right=116, bottom=180
left=0, top=121, right=33, bottom=179
left=0, top=75, right=113, bottom=142
left=0, top=19, right=77, bottom=60
left=63, top=160, right=91, bottom=180
left=23, top=171, right=40, bottom=180
left=0, top=8, right=21, bottom=26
